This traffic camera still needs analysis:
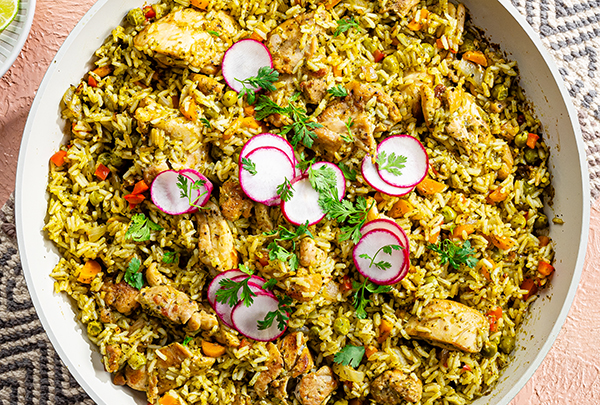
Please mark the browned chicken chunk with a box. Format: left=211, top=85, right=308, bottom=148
left=219, top=179, right=253, bottom=221
left=379, top=0, right=420, bottom=17
left=287, top=272, right=323, bottom=302
left=254, top=342, right=285, bottom=397
left=370, top=369, right=422, bottom=404
left=104, top=344, right=122, bottom=373
left=298, top=238, right=325, bottom=268
left=404, top=299, right=489, bottom=353
left=191, top=73, right=224, bottom=97
left=102, top=280, right=140, bottom=315
left=196, top=201, right=239, bottom=271
left=295, top=366, right=338, bottom=405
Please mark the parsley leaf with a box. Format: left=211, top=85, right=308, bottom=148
left=268, top=241, right=298, bottom=271
left=237, top=66, right=279, bottom=105
left=263, top=278, right=278, bottom=291
left=177, top=174, right=209, bottom=210
left=265, top=223, right=312, bottom=271
left=216, top=276, right=257, bottom=308
left=334, top=17, right=360, bottom=37
left=338, top=162, right=357, bottom=181
left=334, top=345, right=365, bottom=368
left=254, top=95, right=287, bottom=120
left=125, top=257, right=144, bottom=290
left=162, top=251, right=179, bottom=264
left=182, top=336, right=193, bottom=346
left=327, top=84, right=348, bottom=98
left=296, top=153, right=316, bottom=173
left=277, top=178, right=295, bottom=202
left=200, top=117, right=212, bottom=128
left=323, top=196, right=373, bottom=244
left=239, top=263, right=254, bottom=275
left=358, top=244, right=402, bottom=271
left=341, top=117, right=354, bottom=143
left=125, top=213, right=163, bottom=242
left=376, top=151, right=407, bottom=176
left=428, top=239, right=478, bottom=270
left=257, top=294, right=292, bottom=331
left=353, top=278, right=391, bottom=319
left=241, top=157, right=257, bottom=175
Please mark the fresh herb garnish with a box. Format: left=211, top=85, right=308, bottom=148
left=257, top=294, right=292, bottom=331
left=334, top=17, right=360, bottom=37
left=277, top=178, right=295, bottom=202
left=162, top=251, right=179, bottom=264
left=263, top=278, right=277, bottom=291
left=296, top=152, right=316, bottom=173
left=334, top=345, right=365, bottom=367
left=268, top=241, right=299, bottom=271
left=338, top=162, right=357, bottom=181
left=353, top=278, right=392, bottom=319
left=215, top=276, right=257, bottom=307
left=125, top=257, right=144, bottom=290
left=177, top=174, right=208, bottom=210
left=182, top=336, right=193, bottom=346
left=207, top=30, right=221, bottom=36
left=341, top=117, right=354, bottom=143
left=264, top=222, right=312, bottom=271
left=125, top=213, right=163, bottom=242
left=200, top=117, right=212, bottom=128
left=239, top=263, right=254, bottom=275
left=327, top=84, right=348, bottom=98
left=358, top=244, right=402, bottom=271
left=428, top=239, right=478, bottom=269
left=376, top=151, right=407, bottom=176
left=237, top=66, right=279, bottom=105
left=241, top=157, right=257, bottom=175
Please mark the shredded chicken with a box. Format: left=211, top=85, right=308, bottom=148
left=219, top=179, right=253, bottom=222
left=254, top=342, right=285, bottom=397
left=295, top=366, right=338, bottom=405
left=196, top=201, right=239, bottom=271
left=371, top=369, right=422, bottom=404
left=101, top=280, right=140, bottom=315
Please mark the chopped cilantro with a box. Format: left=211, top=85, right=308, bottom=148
left=125, top=257, right=144, bottom=290
left=428, top=239, right=478, bottom=269
left=327, top=84, right=348, bottom=98
left=376, top=151, right=407, bottom=176
left=241, top=157, right=257, bottom=175
left=236, top=66, right=279, bottom=105
left=257, top=294, right=292, bottom=331
left=358, top=244, right=402, bottom=271
left=334, top=17, right=360, bottom=37
left=353, top=278, right=391, bottom=319
left=125, top=213, right=163, bottom=242
left=334, top=345, right=365, bottom=367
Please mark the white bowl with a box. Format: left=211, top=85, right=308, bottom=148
left=0, top=0, right=36, bottom=78
left=15, top=0, right=591, bottom=404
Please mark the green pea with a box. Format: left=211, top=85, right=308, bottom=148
left=499, top=335, right=516, bottom=354
left=205, top=108, right=219, bottom=119
left=421, top=43, right=436, bottom=60
left=89, top=191, right=105, bottom=206
left=441, top=206, right=457, bottom=223
left=97, top=152, right=111, bottom=167
left=127, top=8, right=145, bottom=27
left=382, top=55, right=400, bottom=74
left=522, top=181, right=535, bottom=196
left=514, top=132, right=528, bottom=148
left=491, top=84, right=508, bottom=101
left=363, top=38, right=377, bottom=54
left=333, top=317, right=351, bottom=335
left=481, top=342, right=498, bottom=358
left=130, top=133, right=141, bottom=147
left=524, top=148, right=539, bottom=165
left=309, top=326, right=321, bottom=340
left=87, top=321, right=103, bottom=337
left=510, top=214, right=526, bottom=229
left=333, top=401, right=349, bottom=405
left=127, top=352, right=147, bottom=370
left=110, top=154, right=123, bottom=168
left=534, top=213, right=548, bottom=229
left=222, top=90, right=238, bottom=107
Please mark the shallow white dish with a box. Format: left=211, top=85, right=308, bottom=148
left=15, top=0, right=590, bottom=404
left=0, top=0, right=35, bottom=78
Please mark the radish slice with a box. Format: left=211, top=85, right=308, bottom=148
left=151, top=171, right=200, bottom=215
left=232, top=274, right=266, bottom=288
left=311, top=162, right=346, bottom=201
left=240, top=133, right=296, bottom=168
left=362, top=155, right=414, bottom=196
left=239, top=146, right=295, bottom=204
left=178, top=169, right=213, bottom=213
left=361, top=219, right=410, bottom=251
left=222, top=39, right=273, bottom=93
left=207, top=270, right=247, bottom=307
left=214, top=281, right=264, bottom=328
left=376, top=135, right=429, bottom=188
left=281, top=177, right=325, bottom=226
left=231, top=291, right=287, bottom=341
left=353, top=229, right=408, bottom=285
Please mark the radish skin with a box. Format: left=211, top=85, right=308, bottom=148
left=360, top=219, right=411, bottom=284
left=231, top=291, right=287, bottom=341
left=222, top=39, right=273, bottom=93
left=239, top=146, right=295, bottom=204
left=353, top=229, right=408, bottom=284
left=178, top=168, right=213, bottom=213
left=240, top=133, right=296, bottom=167
left=376, top=135, right=429, bottom=188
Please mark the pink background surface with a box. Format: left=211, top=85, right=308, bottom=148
left=0, top=1, right=598, bottom=404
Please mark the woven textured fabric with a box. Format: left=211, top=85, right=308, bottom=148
left=1, top=1, right=599, bottom=403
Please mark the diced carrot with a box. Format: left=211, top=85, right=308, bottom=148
left=50, top=150, right=68, bottom=167
left=77, top=260, right=102, bottom=284
left=244, top=105, right=255, bottom=116
left=365, top=345, right=378, bottom=359
left=407, top=20, right=423, bottom=31
left=487, top=187, right=509, bottom=203
left=452, top=224, right=475, bottom=240
left=342, top=275, right=353, bottom=292
left=416, top=178, right=446, bottom=195
left=202, top=341, right=226, bottom=357
left=462, top=50, right=488, bottom=67
left=158, top=392, right=182, bottom=405
left=242, top=116, right=260, bottom=129
left=249, top=31, right=263, bottom=41
left=324, top=0, right=343, bottom=9
left=374, top=192, right=384, bottom=203
left=526, top=133, right=539, bottom=149
left=428, top=218, right=444, bottom=244
left=333, top=65, right=342, bottom=77
left=190, top=0, right=210, bottom=9
left=373, top=50, right=385, bottom=63
left=407, top=10, right=429, bottom=32
left=132, top=180, right=149, bottom=195
left=490, top=234, right=513, bottom=250
left=480, top=266, right=491, bottom=281
left=521, top=278, right=538, bottom=300
left=486, top=306, right=502, bottom=332
left=143, top=6, right=156, bottom=19
left=87, top=75, right=98, bottom=87
left=538, top=260, right=554, bottom=276
left=389, top=199, right=414, bottom=218
left=377, top=319, right=394, bottom=343
left=180, top=97, right=198, bottom=121
left=94, top=163, right=111, bottom=180
left=92, top=65, right=112, bottom=78
left=436, top=38, right=446, bottom=49
left=538, top=235, right=550, bottom=247
left=124, top=193, right=145, bottom=209
left=239, top=339, right=251, bottom=349
left=256, top=250, right=269, bottom=266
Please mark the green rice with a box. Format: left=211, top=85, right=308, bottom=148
left=45, top=0, right=554, bottom=404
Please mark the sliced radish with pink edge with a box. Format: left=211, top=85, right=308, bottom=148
left=222, top=39, right=273, bottom=93
left=214, top=282, right=265, bottom=328
left=312, top=162, right=346, bottom=199
left=361, top=218, right=410, bottom=251
left=178, top=169, right=213, bottom=213
left=239, top=146, right=295, bottom=204
left=376, top=135, right=429, bottom=188
left=240, top=133, right=296, bottom=168
left=232, top=274, right=266, bottom=288
left=353, top=229, right=408, bottom=285
left=362, top=155, right=414, bottom=196
left=207, top=270, right=247, bottom=307
left=151, top=171, right=200, bottom=215
left=231, top=291, right=287, bottom=342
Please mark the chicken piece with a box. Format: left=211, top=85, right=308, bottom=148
left=233, top=394, right=252, bottom=405
left=102, top=280, right=140, bottom=315
left=300, top=68, right=330, bottom=104
left=113, top=369, right=127, bottom=386
left=219, top=179, right=253, bottom=221
left=278, top=332, right=309, bottom=370
left=191, top=73, right=224, bottom=97
left=291, top=346, right=314, bottom=378
left=133, top=8, right=237, bottom=74
left=187, top=309, right=219, bottom=332
left=295, top=366, right=338, bottom=405
left=380, top=0, right=420, bottom=17
left=404, top=299, right=489, bottom=353
left=370, top=369, right=422, bottom=404
left=271, top=375, right=291, bottom=400
left=498, top=143, right=514, bottom=181
left=267, top=10, right=331, bottom=74
left=298, top=238, right=325, bottom=268
left=287, top=272, right=323, bottom=302
left=146, top=263, right=167, bottom=287
left=99, top=307, right=113, bottom=324
left=196, top=201, right=239, bottom=271
left=104, top=344, right=122, bottom=373
left=154, top=342, right=194, bottom=394
left=255, top=203, right=274, bottom=233
left=214, top=327, right=241, bottom=348
left=254, top=342, right=284, bottom=397
left=125, top=365, right=150, bottom=392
